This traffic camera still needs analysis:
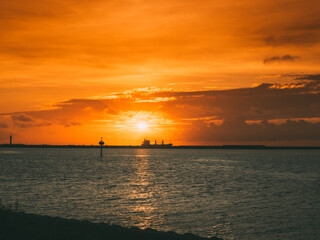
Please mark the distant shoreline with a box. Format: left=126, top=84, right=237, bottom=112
left=0, top=144, right=319, bottom=150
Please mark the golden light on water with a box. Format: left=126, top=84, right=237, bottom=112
left=127, top=150, right=163, bottom=229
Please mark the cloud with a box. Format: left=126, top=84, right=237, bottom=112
left=152, top=82, right=320, bottom=121
left=5, top=99, right=114, bottom=129
left=295, top=74, right=320, bottom=81
left=11, top=114, right=33, bottom=122
left=64, top=121, right=82, bottom=128
left=0, top=123, right=8, bottom=128
left=261, top=73, right=320, bottom=82
left=184, top=119, right=320, bottom=143
left=263, top=55, right=300, bottom=64
left=2, top=81, right=320, bottom=144
left=5, top=81, right=320, bottom=124
left=10, top=113, right=53, bottom=128
left=0, top=0, right=320, bottom=116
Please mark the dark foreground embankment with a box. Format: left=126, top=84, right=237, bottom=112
left=0, top=209, right=222, bottom=240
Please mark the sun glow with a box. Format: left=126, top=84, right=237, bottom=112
left=137, top=122, right=148, bottom=131
left=102, top=111, right=174, bottom=144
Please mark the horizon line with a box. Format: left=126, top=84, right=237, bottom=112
left=1, top=143, right=320, bottom=150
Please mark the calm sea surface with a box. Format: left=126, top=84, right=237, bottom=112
left=0, top=148, right=319, bottom=239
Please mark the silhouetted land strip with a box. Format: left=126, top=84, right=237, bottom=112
left=0, top=209, right=222, bottom=240
left=1, top=144, right=320, bottom=150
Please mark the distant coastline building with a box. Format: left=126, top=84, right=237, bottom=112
left=10, top=136, right=12, bottom=145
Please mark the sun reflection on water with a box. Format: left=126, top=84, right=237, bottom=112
left=127, top=149, right=162, bottom=229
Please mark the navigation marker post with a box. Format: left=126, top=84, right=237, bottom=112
left=99, top=137, right=104, bottom=157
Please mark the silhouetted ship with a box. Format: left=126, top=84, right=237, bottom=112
left=141, top=139, right=173, bottom=148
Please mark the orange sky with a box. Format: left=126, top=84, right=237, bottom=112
left=1, top=0, right=320, bottom=145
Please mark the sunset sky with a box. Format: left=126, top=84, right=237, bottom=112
left=1, top=0, right=320, bottom=145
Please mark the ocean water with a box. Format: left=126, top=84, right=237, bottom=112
left=0, top=148, right=319, bottom=240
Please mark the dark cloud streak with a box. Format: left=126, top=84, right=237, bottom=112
left=295, top=74, right=320, bottom=81
left=263, top=55, right=300, bottom=64
left=0, top=123, right=8, bottom=128
left=185, top=119, right=320, bottom=142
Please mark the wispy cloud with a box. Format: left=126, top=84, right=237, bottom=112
left=263, top=55, right=300, bottom=64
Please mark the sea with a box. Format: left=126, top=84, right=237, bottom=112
left=0, top=148, right=319, bottom=240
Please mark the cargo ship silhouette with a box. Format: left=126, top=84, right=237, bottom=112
left=141, top=139, right=173, bottom=148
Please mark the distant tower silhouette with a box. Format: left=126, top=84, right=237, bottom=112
left=10, top=136, right=12, bottom=145
left=99, top=137, right=104, bottom=157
